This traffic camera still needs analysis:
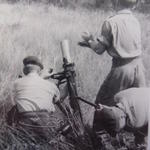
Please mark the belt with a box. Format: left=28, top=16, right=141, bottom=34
left=18, top=109, right=53, bottom=119
left=112, top=56, right=141, bottom=67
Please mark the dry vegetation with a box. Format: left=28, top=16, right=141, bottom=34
left=0, top=2, right=149, bottom=149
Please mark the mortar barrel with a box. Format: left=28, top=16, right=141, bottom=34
left=61, top=39, right=72, bottom=63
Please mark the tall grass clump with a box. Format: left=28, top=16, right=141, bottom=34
left=0, top=2, right=149, bottom=149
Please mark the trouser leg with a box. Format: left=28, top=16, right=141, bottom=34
left=6, top=105, right=19, bottom=126
left=17, top=111, right=54, bottom=142
left=95, top=59, right=146, bottom=106
left=134, top=125, right=147, bottom=145
left=93, top=110, right=115, bottom=150
left=133, top=60, right=146, bottom=87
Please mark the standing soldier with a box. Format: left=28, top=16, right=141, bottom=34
left=7, top=56, right=60, bottom=142
left=79, top=0, right=146, bottom=106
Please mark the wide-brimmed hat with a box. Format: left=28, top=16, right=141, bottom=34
left=23, top=56, right=43, bottom=69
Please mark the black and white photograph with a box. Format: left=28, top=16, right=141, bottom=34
left=1, top=0, right=150, bottom=149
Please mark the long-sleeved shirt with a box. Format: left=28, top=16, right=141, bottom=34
left=14, top=72, right=60, bottom=112
left=98, top=9, right=142, bottom=58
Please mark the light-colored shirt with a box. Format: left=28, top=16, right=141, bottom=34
left=114, top=88, right=150, bottom=128
left=14, top=72, right=60, bottom=112
left=98, top=9, right=142, bottom=58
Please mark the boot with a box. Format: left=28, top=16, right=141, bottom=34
left=96, top=130, right=115, bottom=150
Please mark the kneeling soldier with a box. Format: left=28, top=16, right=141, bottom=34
left=7, top=56, right=60, bottom=142
left=93, top=87, right=150, bottom=150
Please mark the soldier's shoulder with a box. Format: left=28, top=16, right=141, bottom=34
left=106, top=13, right=117, bottom=21
left=14, top=77, right=25, bottom=84
left=108, top=14, right=115, bottom=19
left=44, top=79, right=57, bottom=88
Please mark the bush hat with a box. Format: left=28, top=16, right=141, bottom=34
left=23, top=56, right=43, bottom=69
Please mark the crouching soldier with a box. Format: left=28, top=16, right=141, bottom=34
left=93, top=87, right=150, bottom=150
left=7, top=56, right=61, bottom=142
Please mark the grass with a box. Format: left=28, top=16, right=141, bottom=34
left=0, top=2, right=149, bottom=149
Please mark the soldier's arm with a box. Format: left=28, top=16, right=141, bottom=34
left=11, top=80, right=18, bottom=105
left=88, top=39, right=106, bottom=55
left=80, top=21, right=112, bottom=55
left=80, top=33, right=106, bottom=54
left=91, top=20, right=112, bottom=54
left=53, top=83, right=68, bottom=105
left=59, top=83, right=68, bottom=100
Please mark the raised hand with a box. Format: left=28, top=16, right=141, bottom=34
left=78, top=31, right=93, bottom=48
left=81, top=31, right=93, bottom=42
